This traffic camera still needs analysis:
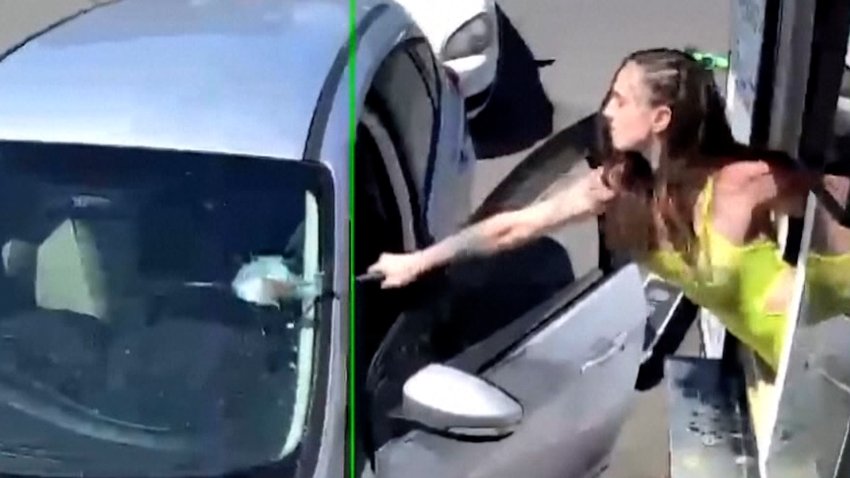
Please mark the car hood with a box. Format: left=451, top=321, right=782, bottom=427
left=0, top=0, right=350, bottom=159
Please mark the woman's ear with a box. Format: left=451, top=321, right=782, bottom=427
left=651, top=105, right=672, bottom=134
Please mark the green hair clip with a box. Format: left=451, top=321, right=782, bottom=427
left=684, top=47, right=730, bottom=70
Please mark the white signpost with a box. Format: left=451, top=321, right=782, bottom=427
left=726, top=0, right=766, bottom=143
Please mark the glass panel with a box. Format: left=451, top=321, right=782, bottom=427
left=0, top=142, right=329, bottom=477
left=764, top=182, right=850, bottom=478
left=765, top=92, right=850, bottom=477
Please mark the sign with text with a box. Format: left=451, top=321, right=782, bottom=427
left=726, top=0, right=767, bottom=144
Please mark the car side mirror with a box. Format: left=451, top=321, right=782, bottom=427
left=402, top=363, right=522, bottom=438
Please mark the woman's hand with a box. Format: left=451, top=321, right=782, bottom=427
left=367, top=252, right=428, bottom=289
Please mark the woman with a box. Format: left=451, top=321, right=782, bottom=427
left=366, top=48, right=811, bottom=370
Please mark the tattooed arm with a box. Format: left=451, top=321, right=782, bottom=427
left=367, top=168, right=615, bottom=288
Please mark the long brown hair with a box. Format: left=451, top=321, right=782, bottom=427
left=596, top=48, right=743, bottom=263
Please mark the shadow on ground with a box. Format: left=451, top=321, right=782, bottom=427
left=469, top=6, right=555, bottom=159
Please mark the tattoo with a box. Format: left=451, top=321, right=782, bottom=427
left=447, top=225, right=493, bottom=260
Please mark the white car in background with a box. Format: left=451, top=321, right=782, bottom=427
left=395, top=0, right=500, bottom=117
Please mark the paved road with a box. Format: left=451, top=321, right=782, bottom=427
left=0, top=1, right=103, bottom=49
left=468, top=1, right=730, bottom=476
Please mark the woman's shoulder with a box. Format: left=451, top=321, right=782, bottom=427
left=714, top=154, right=809, bottom=202
left=711, top=159, right=771, bottom=190
left=715, top=151, right=799, bottom=182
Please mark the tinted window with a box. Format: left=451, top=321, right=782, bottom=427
left=0, top=142, right=330, bottom=477
left=433, top=146, right=596, bottom=358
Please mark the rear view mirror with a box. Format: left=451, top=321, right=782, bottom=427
left=402, top=364, right=522, bottom=438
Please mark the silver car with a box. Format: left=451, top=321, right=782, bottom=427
left=0, top=0, right=472, bottom=477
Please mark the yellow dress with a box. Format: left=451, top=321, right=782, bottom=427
left=642, top=176, right=791, bottom=370
left=806, top=252, right=850, bottom=321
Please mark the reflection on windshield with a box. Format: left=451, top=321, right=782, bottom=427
left=0, top=144, right=326, bottom=477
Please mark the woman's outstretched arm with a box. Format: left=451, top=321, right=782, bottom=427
left=367, top=167, right=616, bottom=288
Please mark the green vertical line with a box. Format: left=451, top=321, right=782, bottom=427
left=348, top=0, right=357, bottom=474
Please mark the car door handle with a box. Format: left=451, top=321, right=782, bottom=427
left=581, top=331, right=628, bottom=374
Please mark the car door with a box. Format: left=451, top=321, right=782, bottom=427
left=363, top=259, right=648, bottom=478
left=364, top=34, right=473, bottom=247
left=351, top=8, right=474, bottom=472
left=356, top=130, right=651, bottom=477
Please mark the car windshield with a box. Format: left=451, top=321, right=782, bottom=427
left=0, top=142, right=330, bottom=477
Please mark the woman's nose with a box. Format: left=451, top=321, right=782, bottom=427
left=602, top=101, right=614, bottom=120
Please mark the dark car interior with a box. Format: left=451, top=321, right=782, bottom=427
left=0, top=146, right=314, bottom=475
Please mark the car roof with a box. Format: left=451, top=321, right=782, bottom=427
left=0, top=0, right=352, bottom=161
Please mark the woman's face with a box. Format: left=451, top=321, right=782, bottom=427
left=602, top=61, right=671, bottom=155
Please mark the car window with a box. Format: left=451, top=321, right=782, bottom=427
left=435, top=235, right=581, bottom=359
left=364, top=161, right=603, bottom=443
left=437, top=149, right=601, bottom=361
left=0, top=142, right=329, bottom=477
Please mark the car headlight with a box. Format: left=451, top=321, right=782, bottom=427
left=442, top=13, right=494, bottom=61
